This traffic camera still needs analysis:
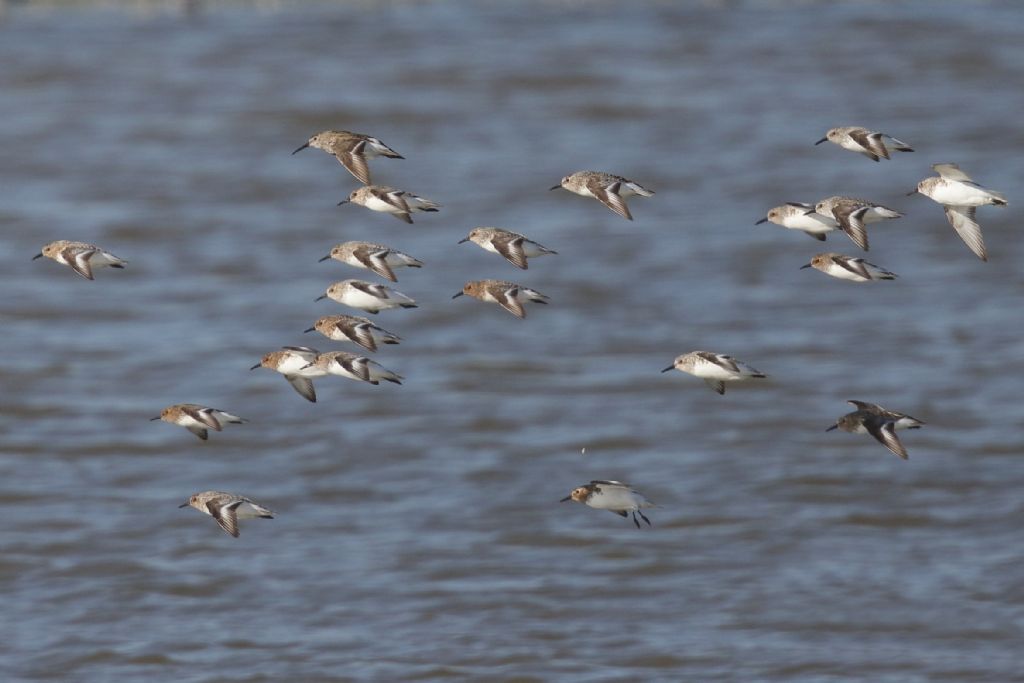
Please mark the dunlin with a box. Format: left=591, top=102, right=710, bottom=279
left=319, top=241, right=423, bottom=282
left=814, top=126, right=914, bottom=161
left=457, top=227, right=557, bottom=270
left=316, top=279, right=418, bottom=314
left=812, top=196, right=903, bottom=251
left=33, top=240, right=127, bottom=280
left=561, top=480, right=655, bottom=528
left=179, top=491, right=274, bottom=538
left=300, top=350, right=402, bottom=386
left=550, top=170, right=654, bottom=220
left=662, top=351, right=767, bottom=395
left=755, top=203, right=838, bottom=241
left=304, top=314, right=400, bottom=353
left=338, top=185, right=439, bottom=224
left=801, top=252, right=897, bottom=282
left=826, top=404, right=922, bottom=460
left=909, top=163, right=1007, bottom=261
left=250, top=346, right=325, bottom=403
left=452, top=279, right=549, bottom=319
left=150, top=403, right=247, bottom=441
left=292, top=130, right=402, bottom=185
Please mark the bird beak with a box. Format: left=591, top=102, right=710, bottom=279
left=800, top=263, right=812, bottom=269
left=32, top=253, right=43, bottom=260
left=336, top=199, right=349, bottom=206
left=314, top=294, right=327, bottom=302
left=825, top=424, right=838, bottom=432
left=292, top=142, right=309, bottom=155
left=303, top=327, right=315, bottom=333
left=803, top=210, right=817, bottom=216
left=299, top=362, right=313, bottom=370
left=318, top=255, right=331, bottom=262
left=250, top=363, right=262, bottom=370
left=754, top=217, right=768, bottom=225
left=549, top=185, right=561, bottom=191
left=149, top=416, right=161, bottom=421
left=178, top=502, right=190, bottom=508
left=661, top=365, right=674, bottom=373
left=560, top=495, right=572, bottom=502
left=905, top=189, right=918, bottom=196
left=814, top=137, right=828, bottom=145
left=452, top=292, right=464, bottom=299
left=457, top=237, right=469, bottom=244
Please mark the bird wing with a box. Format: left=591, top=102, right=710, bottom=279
left=833, top=255, right=872, bottom=280
left=932, top=163, right=974, bottom=182
left=832, top=204, right=870, bottom=251
left=353, top=246, right=397, bottom=282
left=492, top=235, right=529, bottom=270
left=849, top=129, right=889, bottom=160
left=493, top=285, right=526, bottom=319
left=64, top=247, right=97, bottom=280
left=285, top=375, right=316, bottom=402
left=335, top=139, right=372, bottom=185
left=348, top=280, right=390, bottom=299
left=944, top=206, right=987, bottom=261
left=587, top=179, right=632, bottom=220
left=181, top=405, right=223, bottom=431
left=865, top=420, right=908, bottom=460
left=207, top=500, right=240, bottom=537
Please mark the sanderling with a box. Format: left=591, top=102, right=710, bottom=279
left=826, top=403, right=922, bottom=460
left=813, top=196, right=903, bottom=252
left=662, top=351, right=767, bottom=395
left=300, top=350, right=402, bottom=385
left=319, top=241, right=423, bottom=282
left=250, top=346, right=325, bottom=403
left=452, top=279, right=549, bottom=319
left=179, top=491, right=274, bottom=538
left=304, top=314, right=400, bottom=353
left=33, top=240, right=127, bottom=280
left=814, top=126, right=914, bottom=161
left=801, top=252, right=897, bottom=282
left=292, top=130, right=402, bottom=185
left=909, top=163, right=1007, bottom=262
left=550, top=170, right=654, bottom=221
left=337, top=185, right=439, bottom=224
left=150, top=403, right=247, bottom=441
left=755, top=203, right=838, bottom=241
left=457, top=227, right=557, bottom=270
left=561, top=480, right=655, bottom=528
left=846, top=400, right=925, bottom=431
left=316, top=279, right=418, bottom=314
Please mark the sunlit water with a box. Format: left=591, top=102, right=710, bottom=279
left=2, top=2, right=1024, bottom=681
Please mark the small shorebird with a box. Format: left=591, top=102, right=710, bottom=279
left=814, top=126, right=914, bottom=161
left=179, top=491, right=274, bottom=538
left=292, top=130, right=403, bottom=185
left=827, top=401, right=924, bottom=460
left=561, top=480, right=655, bottom=528
left=457, top=227, right=557, bottom=270
left=909, top=163, right=1007, bottom=261
left=662, top=351, right=767, bottom=395
left=338, top=185, right=440, bottom=223
left=316, top=279, right=418, bottom=314
left=813, top=196, right=903, bottom=251
left=755, top=203, right=838, bottom=241
left=452, top=280, right=549, bottom=319
left=250, top=346, right=325, bottom=403
left=550, top=170, right=654, bottom=220
left=300, top=350, right=403, bottom=386
left=151, top=403, right=247, bottom=441
left=801, top=252, right=897, bottom=282
left=304, top=315, right=400, bottom=353
left=33, top=240, right=127, bottom=280
left=318, top=241, right=423, bottom=282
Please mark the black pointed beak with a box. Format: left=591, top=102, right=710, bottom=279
left=299, top=362, right=313, bottom=371
left=661, top=365, right=674, bottom=373
left=32, top=253, right=43, bottom=260
left=178, top=502, right=190, bottom=508
left=800, top=263, right=813, bottom=269
left=318, top=255, right=331, bottom=262
left=314, top=294, right=327, bottom=302
left=457, top=237, right=469, bottom=244
left=803, top=209, right=817, bottom=216
left=149, top=416, right=161, bottom=421
left=337, top=199, right=349, bottom=206
left=303, top=327, right=315, bottom=333
left=814, top=137, right=828, bottom=145
left=825, top=424, right=838, bottom=432
left=292, top=142, right=310, bottom=155
left=452, top=292, right=464, bottom=299
left=549, top=185, right=561, bottom=191
left=754, top=217, right=768, bottom=225
left=905, top=189, right=918, bottom=196
left=560, top=495, right=572, bottom=502
left=250, top=363, right=261, bottom=370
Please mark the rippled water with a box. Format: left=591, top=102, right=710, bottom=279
left=2, top=2, right=1024, bottom=681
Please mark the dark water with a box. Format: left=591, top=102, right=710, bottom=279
left=2, top=2, right=1024, bottom=681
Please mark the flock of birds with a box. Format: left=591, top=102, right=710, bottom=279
left=31, top=125, right=1008, bottom=534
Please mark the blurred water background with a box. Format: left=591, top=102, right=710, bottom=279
left=2, top=1, right=1024, bottom=681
